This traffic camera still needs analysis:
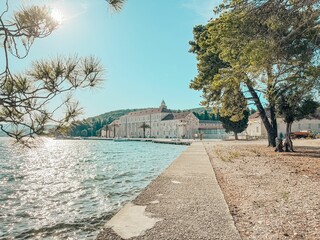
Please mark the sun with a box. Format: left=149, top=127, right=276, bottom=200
left=51, top=8, right=63, bottom=24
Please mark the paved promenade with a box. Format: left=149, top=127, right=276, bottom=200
left=97, top=142, right=241, bottom=240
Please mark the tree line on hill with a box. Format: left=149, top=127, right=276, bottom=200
left=193, top=110, right=220, bottom=121
left=65, top=109, right=137, bottom=137
left=67, top=119, right=109, bottom=137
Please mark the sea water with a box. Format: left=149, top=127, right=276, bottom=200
left=0, top=138, right=186, bottom=239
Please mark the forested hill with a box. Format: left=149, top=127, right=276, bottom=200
left=87, top=109, right=143, bottom=122
left=67, top=107, right=208, bottom=137
left=88, top=107, right=207, bottom=122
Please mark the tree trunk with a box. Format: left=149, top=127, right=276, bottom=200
left=270, top=106, right=278, bottom=140
left=143, top=128, right=146, bottom=138
left=246, top=83, right=277, bottom=147
left=266, top=65, right=278, bottom=147
left=113, top=126, right=116, bottom=138
left=284, top=122, right=294, bottom=152
left=234, top=132, right=238, bottom=140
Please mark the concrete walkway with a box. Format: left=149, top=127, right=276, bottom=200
left=97, top=142, right=241, bottom=240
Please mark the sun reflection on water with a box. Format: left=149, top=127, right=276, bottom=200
left=0, top=139, right=186, bottom=239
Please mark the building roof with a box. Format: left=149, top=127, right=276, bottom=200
left=199, top=120, right=221, bottom=124
left=249, top=110, right=271, bottom=119
left=127, top=108, right=171, bottom=116
left=173, top=112, right=191, bottom=119
left=162, top=112, right=192, bottom=121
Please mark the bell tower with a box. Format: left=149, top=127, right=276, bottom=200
left=160, top=100, right=167, bottom=110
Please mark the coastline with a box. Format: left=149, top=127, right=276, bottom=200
left=96, top=138, right=320, bottom=239
left=57, top=137, right=192, bottom=146
left=97, top=141, right=240, bottom=239
left=55, top=137, right=193, bottom=145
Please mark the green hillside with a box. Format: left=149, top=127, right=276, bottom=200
left=88, top=108, right=144, bottom=122
left=67, top=106, right=211, bottom=137
left=90, top=107, right=207, bottom=121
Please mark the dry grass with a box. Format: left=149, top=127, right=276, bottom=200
left=204, top=139, right=320, bottom=240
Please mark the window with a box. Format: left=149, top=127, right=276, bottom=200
left=256, top=127, right=259, bottom=133
left=298, top=123, right=301, bottom=129
left=308, top=123, right=311, bottom=129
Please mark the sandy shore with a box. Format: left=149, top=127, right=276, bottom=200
left=204, top=139, right=320, bottom=239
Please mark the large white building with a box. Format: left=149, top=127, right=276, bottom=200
left=101, top=101, right=226, bottom=139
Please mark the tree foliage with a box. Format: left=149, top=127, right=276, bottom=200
left=193, top=110, right=218, bottom=120
left=277, top=87, right=319, bottom=151
left=220, top=109, right=249, bottom=140
left=140, top=122, right=150, bottom=138
left=0, top=0, right=123, bottom=142
left=189, top=0, right=320, bottom=146
left=69, top=118, right=108, bottom=137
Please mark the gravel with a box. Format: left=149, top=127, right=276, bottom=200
left=204, top=139, right=320, bottom=240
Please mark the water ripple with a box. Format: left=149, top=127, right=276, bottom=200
left=0, top=138, right=186, bottom=239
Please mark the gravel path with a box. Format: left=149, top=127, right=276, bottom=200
left=97, top=142, right=240, bottom=240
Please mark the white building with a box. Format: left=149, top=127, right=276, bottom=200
left=246, top=111, right=320, bottom=138
left=101, top=101, right=227, bottom=139
left=118, top=101, right=199, bottom=138
left=198, top=120, right=226, bottom=139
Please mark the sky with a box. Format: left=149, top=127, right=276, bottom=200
left=3, top=0, right=221, bottom=118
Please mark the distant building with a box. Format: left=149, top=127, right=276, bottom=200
left=101, top=101, right=228, bottom=139
left=246, top=111, right=320, bottom=138
left=198, top=120, right=226, bottom=139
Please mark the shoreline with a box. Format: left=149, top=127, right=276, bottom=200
left=96, top=138, right=320, bottom=239
left=96, top=141, right=240, bottom=239
left=55, top=137, right=200, bottom=145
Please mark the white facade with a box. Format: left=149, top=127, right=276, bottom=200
left=101, top=101, right=229, bottom=139
left=246, top=112, right=320, bottom=138
left=277, top=118, right=320, bottom=136
left=116, top=101, right=200, bottom=138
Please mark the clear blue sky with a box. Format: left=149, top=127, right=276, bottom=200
left=5, top=0, right=221, bottom=118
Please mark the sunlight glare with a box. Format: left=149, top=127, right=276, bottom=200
left=51, top=8, right=63, bottom=24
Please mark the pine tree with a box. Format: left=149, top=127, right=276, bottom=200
left=220, top=110, right=249, bottom=140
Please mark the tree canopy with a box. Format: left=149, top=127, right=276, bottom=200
left=277, top=87, right=319, bottom=151
left=0, top=0, right=124, bottom=141
left=190, top=0, right=320, bottom=146
left=220, top=109, right=249, bottom=140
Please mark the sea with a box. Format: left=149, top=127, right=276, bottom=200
left=0, top=137, right=187, bottom=239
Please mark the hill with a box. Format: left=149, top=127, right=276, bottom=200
left=89, top=107, right=208, bottom=121
left=88, top=108, right=145, bottom=122
left=67, top=107, right=212, bottom=137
